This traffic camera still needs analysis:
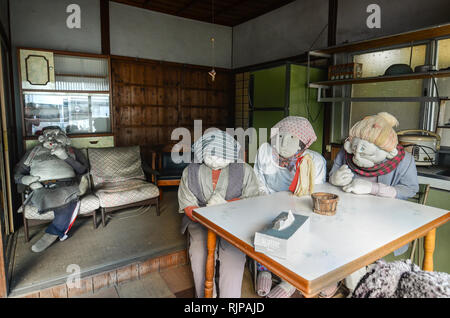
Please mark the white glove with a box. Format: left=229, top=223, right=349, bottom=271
left=207, top=192, right=228, bottom=207
left=343, top=179, right=373, bottom=195
left=51, top=146, right=68, bottom=160
left=29, top=182, right=43, bottom=190
left=330, top=165, right=354, bottom=187
left=21, top=175, right=40, bottom=186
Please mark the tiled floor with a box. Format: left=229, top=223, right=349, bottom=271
left=78, top=263, right=349, bottom=298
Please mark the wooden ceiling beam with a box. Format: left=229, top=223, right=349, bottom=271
left=213, top=0, right=251, bottom=18
left=176, top=0, right=201, bottom=14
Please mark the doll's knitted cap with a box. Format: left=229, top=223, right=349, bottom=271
left=349, top=112, right=399, bottom=152
left=272, top=116, right=317, bottom=149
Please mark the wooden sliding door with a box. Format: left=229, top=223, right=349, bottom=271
left=111, top=56, right=234, bottom=160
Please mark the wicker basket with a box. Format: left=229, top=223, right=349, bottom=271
left=311, top=192, right=339, bottom=216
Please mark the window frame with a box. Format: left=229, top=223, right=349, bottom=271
left=17, top=47, right=114, bottom=140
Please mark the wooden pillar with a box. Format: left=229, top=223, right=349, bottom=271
left=204, top=229, right=217, bottom=298
left=322, top=0, right=338, bottom=160
left=423, top=229, right=436, bottom=271
left=100, top=0, right=111, bottom=55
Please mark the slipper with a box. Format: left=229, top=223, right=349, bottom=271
left=318, top=281, right=342, bottom=298
left=266, top=281, right=296, bottom=298
left=256, top=271, right=272, bottom=297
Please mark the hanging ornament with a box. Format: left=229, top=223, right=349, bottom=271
left=209, top=37, right=216, bottom=82
left=209, top=0, right=216, bottom=82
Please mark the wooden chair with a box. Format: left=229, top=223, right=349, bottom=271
left=152, top=143, right=192, bottom=198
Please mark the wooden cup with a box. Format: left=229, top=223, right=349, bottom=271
left=311, top=192, right=339, bottom=216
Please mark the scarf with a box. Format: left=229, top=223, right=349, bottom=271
left=272, top=149, right=305, bottom=171
left=192, top=129, right=240, bottom=163
left=345, top=144, right=405, bottom=177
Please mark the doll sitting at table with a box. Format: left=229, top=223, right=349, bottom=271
left=329, top=112, right=419, bottom=292
left=253, top=117, right=341, bottom=298
left=178, top=129, right=260, bottom=298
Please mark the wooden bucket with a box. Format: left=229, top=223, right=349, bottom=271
left=311, top=192, right=339, bottom=216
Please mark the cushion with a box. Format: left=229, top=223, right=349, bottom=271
left=88, top=146, right=145, bottom=187
left=24, top=194, right=100, bottom=221
left=95, top=183, right=159, bottom=208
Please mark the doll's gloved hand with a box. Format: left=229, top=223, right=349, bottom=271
left=207, top=192, right=227, bottom=206
left=51, top=146, right=68, bottom=160
left=343, top=179, right=372, bottom=195
left=330, top=164, right=354, bottom=187
left=21, top=175, right=40, bottom=186
left=29, top=182, right=43, bottom=191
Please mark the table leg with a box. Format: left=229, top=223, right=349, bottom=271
left=423, top=229, right=436, bottom=271
left=205, top=229, right=217, bottom=298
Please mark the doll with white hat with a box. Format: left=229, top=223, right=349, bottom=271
left=329, top=112, right=419, bottom=292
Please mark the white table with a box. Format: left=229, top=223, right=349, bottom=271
left=193, top=183, right=450, bottom=297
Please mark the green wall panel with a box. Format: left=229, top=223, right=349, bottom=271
left=252, top=66, right=286, bottom=109
left=289, top=65, right=326, bottom=154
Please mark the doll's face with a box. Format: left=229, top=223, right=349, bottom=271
left=203, top=155, right=231, bottom=170
left=38, top=128, right=71, bottom=150
left=275, top=133, right=303, bottom=158
left=344, top=138, right=396, bottom=168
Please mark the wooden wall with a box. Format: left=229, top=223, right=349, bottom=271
left=111, top=56, right=234, bottom=160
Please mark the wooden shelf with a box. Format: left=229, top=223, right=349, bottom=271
left=313, top=23, right=450, bottom=55
left=310, top=70, right=450, bottom=87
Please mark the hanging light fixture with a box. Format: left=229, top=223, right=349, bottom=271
left=209, top=0, right=216, bottom=82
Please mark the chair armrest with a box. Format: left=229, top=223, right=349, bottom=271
left=142, top=161, right=160, bottom=185
left=142, top=162, right=160, bottom=176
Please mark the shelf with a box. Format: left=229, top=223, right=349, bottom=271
left=309, top=70, right=450, bottom=88
left=55, top=73, right=108, bottom=79
left=317, top=96, right=449, bottom=103
left=22, top=89, right=110, bottom=94
left=312, top=23, right=450, bottom=55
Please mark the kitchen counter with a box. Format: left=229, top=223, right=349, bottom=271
left=416, top=165, right=450, bottom=191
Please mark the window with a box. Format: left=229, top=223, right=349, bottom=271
left=350, top=45, right=427, bottom=131
left=23, top=93, right=110, bottom=136
left=19, top=49, right=111, bottom=137
left=436, top=38, right=450, bottom=147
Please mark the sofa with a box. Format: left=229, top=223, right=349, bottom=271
left=20, top=145, right=160, bottom=242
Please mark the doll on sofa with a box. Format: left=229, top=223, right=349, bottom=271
left=14, top=126, right=89, bottom=253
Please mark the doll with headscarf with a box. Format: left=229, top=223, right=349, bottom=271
left=254, top=116, right=326, bottom=194
left=178, top=129, right=259, bottom=298
left=329, top=112, right=419, bottom=293
left=14, top=126, right=89, bottom=253
left=253, top=116, right=329, bottom=298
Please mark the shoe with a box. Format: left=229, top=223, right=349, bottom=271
left=31, top=233, right=58, bottom=253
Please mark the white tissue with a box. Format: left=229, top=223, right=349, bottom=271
left=273, top=210, right=295, bottom=231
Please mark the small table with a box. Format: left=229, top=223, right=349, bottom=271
left=192, top=183, right=449, bottom=298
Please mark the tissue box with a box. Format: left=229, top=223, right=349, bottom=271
left=254, top=212, right=310, bottom=259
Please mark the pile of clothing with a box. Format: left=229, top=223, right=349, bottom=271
left=352, top=259, right=450, bottom=298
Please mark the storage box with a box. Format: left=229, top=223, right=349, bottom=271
left=254, top=211, right=310, bottom=259
left=328, top=63, right=363, bottom=80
